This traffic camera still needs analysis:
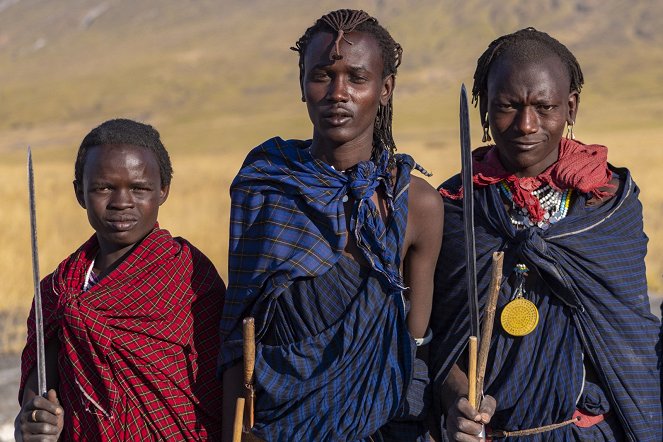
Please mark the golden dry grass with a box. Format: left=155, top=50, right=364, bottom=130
left=2, top=123, right=662, bottom=335
left=2, top=0, right=663, bottom=352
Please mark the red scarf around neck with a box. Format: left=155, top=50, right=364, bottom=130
left=439, top=138, right=613, bottom=222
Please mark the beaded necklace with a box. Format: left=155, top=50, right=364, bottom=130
left=498, top=181, right=573, bottom=230
left=497, top=182, right=573, bottom=336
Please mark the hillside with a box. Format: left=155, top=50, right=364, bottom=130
left=1, top=0, right=662, bottom=152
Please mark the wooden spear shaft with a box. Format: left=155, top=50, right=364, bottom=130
left=231, top=317, right=257, bottom=442
left=475, top=251, right=504, bottom=407
left=232, top=398, right=245, bottom=442
left=243, top=317, right=256, bottom=430
left=468, top=336, right=478, bottom=410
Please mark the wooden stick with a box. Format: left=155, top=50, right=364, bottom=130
left=476, top=251, right=504, bottom=406
left=243, top=318, right=256, bottom=430
left=233, top=397, right=245, bottom=442
left=468, top=335, right=478, bottom=410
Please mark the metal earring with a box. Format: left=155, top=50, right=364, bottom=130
left=566, top=123, right=575, bottom=140
left=482, top=122, right=492, bottom=143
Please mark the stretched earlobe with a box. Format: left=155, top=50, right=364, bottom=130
left=568, top=91, right=580, bottom=123
left=482, top=121, right=492, bottom=143
left=566, top=121, right=576, bottom=140
left=374, top=104, right=384, bottom=130
left=479, top=97, right=490, bottom=143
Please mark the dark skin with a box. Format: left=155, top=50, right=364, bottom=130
left=442, top=54, right=580, bottom=441
left=75, top=144, right=170, bottom=275
left=486, top=55, right=621, bottom=203
left=15, top=144, right=169, bottom=440
left=481, top=54, right=578, bottom=178
left=304, top=31, right=391, bottom=170
left=221, top=31, right=444, bottom=442
left=15, top=341, right=63, bottom=442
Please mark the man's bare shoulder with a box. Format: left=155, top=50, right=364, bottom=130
left=404, top=175, right=444, bottom=261
left=408, top=175, right=444, bottom=218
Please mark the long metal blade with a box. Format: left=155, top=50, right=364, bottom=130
left=28, top=147, right=47, bottom=396
left=460, top=84, right=480, bottom=341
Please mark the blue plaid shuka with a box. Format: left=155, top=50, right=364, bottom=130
left=430, top=168, right=662, bottom=441
left=218, top=137, right=430, bottom=441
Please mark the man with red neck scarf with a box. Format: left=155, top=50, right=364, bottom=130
left=431, top=28, right=661, bottom=441
left=16, top=119, right=224, bottom=441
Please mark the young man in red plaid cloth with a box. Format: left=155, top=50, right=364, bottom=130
left=15, top=119, right=225, bottom=441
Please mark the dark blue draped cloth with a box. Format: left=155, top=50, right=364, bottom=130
left=256, top=255, right=425, bottom=440
left=431, top=168, right=661, bottom=441
left=219, top=137, right=429, bottom=440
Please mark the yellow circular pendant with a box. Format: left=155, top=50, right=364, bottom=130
left=501, top=298, right=539, bottom=336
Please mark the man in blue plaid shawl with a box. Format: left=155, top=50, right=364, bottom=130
left=431, top=28, right=662, bottom=441
left=218, top=9, right=444, bottom=442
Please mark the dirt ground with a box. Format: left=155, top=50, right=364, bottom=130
left=0, top=353, right=19, bottom=441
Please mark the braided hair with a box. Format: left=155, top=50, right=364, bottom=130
left=472, top=27, right=584, bottom=120
left=75, top=118, right=173, bottom=187
left=291, top=9, right=403, bottom=168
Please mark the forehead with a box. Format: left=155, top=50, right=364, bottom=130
left=487, top=54, right=571, bottom=98
left=304, top=30, right=384, bottom=74
left=84, top=144, right=159, bottom=179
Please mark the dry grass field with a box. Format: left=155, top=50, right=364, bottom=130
left=2, top=0, right=663, bottom=354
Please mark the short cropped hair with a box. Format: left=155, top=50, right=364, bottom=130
left=472, top=27, right=584, bottom=107
left=74, top=118, right=173, bottom=186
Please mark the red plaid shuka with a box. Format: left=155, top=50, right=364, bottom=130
left=19, top=227, right=224, bottom=441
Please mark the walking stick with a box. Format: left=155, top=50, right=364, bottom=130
left=232, top=317, right=260, bottom=442
left=243, top=317, right=256, bottom=431
left=475, top=251, right=504, bottom=406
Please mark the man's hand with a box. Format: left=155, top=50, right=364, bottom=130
left=446, top=394, right=496, bottom=441
left=15, top=389, right=64, bottom=442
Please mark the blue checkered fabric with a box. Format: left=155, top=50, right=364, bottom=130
left=255, top=255, right=425, bottom=440
left=430, top=168, right=661, bottom=441
left=219, top=138, right=407, bottom=364
left=219, top=137, right=430, bottom=440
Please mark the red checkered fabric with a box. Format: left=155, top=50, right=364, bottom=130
left=439, top=138, right=614, bottom=222
left=20, top=227, right=224, bottom=440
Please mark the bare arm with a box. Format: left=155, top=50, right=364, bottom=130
left=440, top=363, right=469, bottom=413
left=403, top=177, right=444, bottom=339
left=221, top=362, right=244, bottom=442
